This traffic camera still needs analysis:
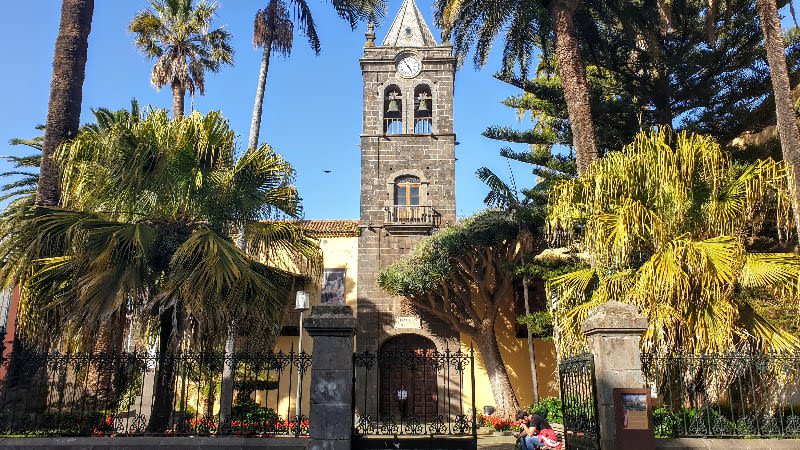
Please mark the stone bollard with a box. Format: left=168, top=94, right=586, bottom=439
left=304, top=304, right=358, bottom=450
left=582, top=301, right=648, bottom=450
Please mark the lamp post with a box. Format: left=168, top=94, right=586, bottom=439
left=295, top=290, right=310, bottom=421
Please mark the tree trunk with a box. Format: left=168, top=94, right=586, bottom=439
left=474, top=329, right=520, bottom=419
left=206, top=379, right=217, bottom=417
left=522, top=277, right=539, bottom=404
left=147, top=305, right=183, bottom=432
left=37, top=0, right=94, bottom=207
left=756, top=0, right=800, bottom=239
left=248, top=42, right=273, bottom=150
left=86, top=311, right=127, bottom=408
left=550, top=0, right=598, bottom=174
left=172, top=81, right=186, bottom=118
left=218, top=326, right=236, bottom=426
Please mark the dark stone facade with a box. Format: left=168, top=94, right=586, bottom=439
left=356, top=39, right=459, bottom=354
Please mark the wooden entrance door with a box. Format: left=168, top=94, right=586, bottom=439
left=379, top=335, right=439, bottom=420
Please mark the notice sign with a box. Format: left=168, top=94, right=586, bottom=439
left=394, top=316, right=421, bottom=329
left=613, top=388, right=656, bottom=450
left=621, top=394, right=649, bottom=430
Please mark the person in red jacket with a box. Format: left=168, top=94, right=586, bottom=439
left=516, top=411, right=563, bottom=450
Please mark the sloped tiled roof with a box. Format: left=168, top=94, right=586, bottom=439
left=292, top=220, right=361, bottom=238
left=382, top=0, right=437, bottom=48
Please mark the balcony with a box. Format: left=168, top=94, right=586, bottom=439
left=384, top=205, right=438, bottom=235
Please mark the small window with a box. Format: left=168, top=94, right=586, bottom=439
left=404, top=27, right=413, bottom=37
left=395, top=176, right=422, bottom=206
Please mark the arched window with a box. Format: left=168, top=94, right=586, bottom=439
left=384, top=85, right=403, bottom=135
left=394, top=175, right=421, bottom=206
left=414, top=84, right=432, bottom=134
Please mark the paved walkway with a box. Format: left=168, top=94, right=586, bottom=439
left=478, top=434, right=516, bottom=450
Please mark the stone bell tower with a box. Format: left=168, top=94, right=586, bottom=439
left=357, top=0, right=458, bottom=352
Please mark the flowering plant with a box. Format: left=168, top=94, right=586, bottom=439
left=477, top=414, right=517, bottom=431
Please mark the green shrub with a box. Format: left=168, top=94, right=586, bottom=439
left=230, top=398, right=279, bottom=423
left=527, top=397, right=563, bottom=424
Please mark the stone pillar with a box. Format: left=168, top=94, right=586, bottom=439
left=304, top=304, right=358, bottom=450
left=582, top=301, right=648, bottom=450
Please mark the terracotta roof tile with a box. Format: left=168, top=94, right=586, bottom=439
left=288, top=220, right=361, bottom=238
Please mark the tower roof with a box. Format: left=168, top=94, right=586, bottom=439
left=381, top=0, right=438, bottom=47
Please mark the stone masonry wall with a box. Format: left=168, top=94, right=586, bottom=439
left=357, top=44, right=459, bottom=355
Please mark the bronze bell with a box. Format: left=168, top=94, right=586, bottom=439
left=418, top=98, right=429, bottom=112
left=387, top=99, right=400, bottom=113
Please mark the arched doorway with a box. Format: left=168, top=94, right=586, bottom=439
left=379, top=334, right=438, bottom=420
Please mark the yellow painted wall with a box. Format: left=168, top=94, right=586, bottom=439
left=269, top=235, right=359, bottom=417
left=460, top=307, right=559, bottom=411
left=265, top=234, right=559, bottom=417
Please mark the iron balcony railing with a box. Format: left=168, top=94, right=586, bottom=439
left=385, top=206, right=436, bottom=225
left=414, top=118, right=432, bottom=134
left=384, top=118, right=403, bottom=135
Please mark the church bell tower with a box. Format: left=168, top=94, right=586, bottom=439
left=357, top=0, right=458, bottom=352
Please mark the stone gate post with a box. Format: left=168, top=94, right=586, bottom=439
left=304, top=304, right=358, bottom=450
left=582, top=301, right=648, bottom=450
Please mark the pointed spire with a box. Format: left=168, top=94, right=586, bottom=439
left=381, top=0, right=438, bottom=48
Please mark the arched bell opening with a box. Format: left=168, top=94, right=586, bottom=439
left=384, top=85, right=404, bottom=135
left=378, top=334, right=439, bottom=421
left=413, top=84, right=433, bottom=134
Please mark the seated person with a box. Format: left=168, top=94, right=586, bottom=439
left=515, top=410, right=562, bottom=450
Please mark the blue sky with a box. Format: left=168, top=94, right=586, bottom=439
left=0, top=0, right=528, bottom=220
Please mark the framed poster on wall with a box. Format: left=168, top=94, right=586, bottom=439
left=321, top=269, right=346, bottom=304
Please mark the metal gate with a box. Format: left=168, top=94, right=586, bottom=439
left=352, top=347, right=477, bottom=450
left=559, top=354, right=601, bottom=450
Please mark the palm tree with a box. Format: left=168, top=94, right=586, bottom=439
left=249, top=1, right=309, bottom=151
left=129, top=0, right=234, bottom=118
left=0, top=108, right=321, bottom=431
left=436, top=0, right=598, bottom=173
left=699, top=0, right=800, bottom=238
left=38, top=0, right=94, bottom=207
left=247, top=0, right=386, bottom=150
left=754, top=0, right=800, bottom=239
left=548, top=129, right=800, bottom=356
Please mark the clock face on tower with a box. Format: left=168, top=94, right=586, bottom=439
left=397, top=55, right=422, bottom=78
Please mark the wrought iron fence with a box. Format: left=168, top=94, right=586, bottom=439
left=558, top=354, right=600, bottom=450
left=352, top=347, right=476, bottom=440
left=642, top=353, right=800, bottom=438
left=0, top=349, right=311, bottom=437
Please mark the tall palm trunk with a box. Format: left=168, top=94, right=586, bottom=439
left=522, top=277, right=539, bottom=404
left=38, top=0, right=94, bottom=207
left=7, top=0, right=94, bottom=417
left=550, top=0, right=598, bottom=174
left=172, top=81, right=186, bottom=118
left=756, top=0, right=800, bottom=238
left=248, top=40, right=273, bottom=150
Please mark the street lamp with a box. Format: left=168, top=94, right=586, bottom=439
left=295, top=290, right=310, bottom=420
